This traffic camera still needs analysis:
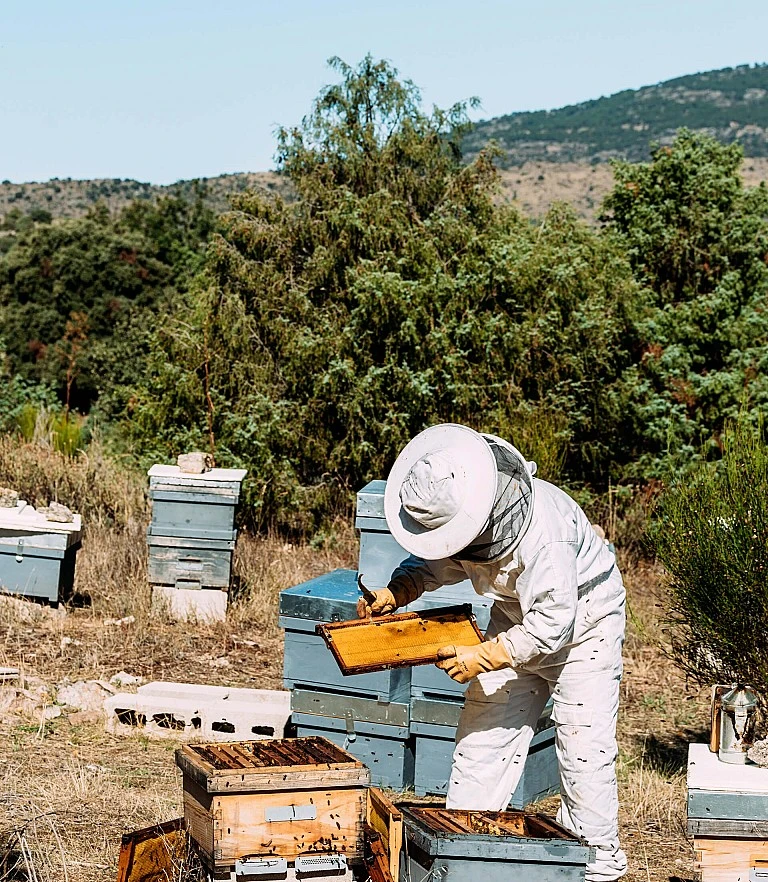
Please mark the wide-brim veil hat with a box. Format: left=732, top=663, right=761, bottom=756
left=384, top=423, right=535, bottom=561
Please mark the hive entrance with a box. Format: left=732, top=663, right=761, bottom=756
left=407, top=807, right=577, bottom=840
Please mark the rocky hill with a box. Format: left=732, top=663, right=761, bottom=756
left=463, top=63, right=768, bottom=166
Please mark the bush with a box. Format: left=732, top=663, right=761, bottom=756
left=649, top=414, right=768, bottom=693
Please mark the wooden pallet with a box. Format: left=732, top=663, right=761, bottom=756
left=316, top=605, right=483, bottom=674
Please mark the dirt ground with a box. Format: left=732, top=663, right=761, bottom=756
left=0, top=527, right=709, bottom=882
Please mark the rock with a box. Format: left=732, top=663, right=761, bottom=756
left=36, top=501, right=75, bottom=523
left=110, top=671, right=144, bottom=689
left=0, top=487, right=19, bottom=508
left=67, top=710, right=102, bottom=726
left=177, top=451, right=214, bottom=474
left=748, top=738, right=768, bottom=767
left=209, top=656, right=231, bottom=668
left=56, top=680, right=112, bottom=713
left=103, top=615, right=135, bottom=627
left=43, top=706, right=62, bottom=721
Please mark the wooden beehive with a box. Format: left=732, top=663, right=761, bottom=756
left=175, top=738, right=370, bottom=871
left=316, top=605, right=483, bottom=675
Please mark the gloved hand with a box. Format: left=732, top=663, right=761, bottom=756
left=356, top=577, right=420, bottom=618
left=435, top=638, right=513, bottom=683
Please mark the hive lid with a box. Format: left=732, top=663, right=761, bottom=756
left=356, top=480, right=386, bottom=519
left=316, top=605, right=483, bottom=675
left=148, top=465, right=248, bottom=486
left=279, top=569, right=360, bottom=622
left=175, top=736, right=370, bottom=793
left=0, top=501, right=83, bottom=543
left=688, top=742, right=768, bottom=793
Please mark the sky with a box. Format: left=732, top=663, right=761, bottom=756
left=2, top=0, right=767, bottom=185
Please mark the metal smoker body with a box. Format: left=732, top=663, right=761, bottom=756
left=718, top=684, right=758, bottom=764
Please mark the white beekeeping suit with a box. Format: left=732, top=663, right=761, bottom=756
left=359, top=424, right=627, bottom=882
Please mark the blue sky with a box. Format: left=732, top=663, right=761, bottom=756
left=2, top=0, right=767, bottom=184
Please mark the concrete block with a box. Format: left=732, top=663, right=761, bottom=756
left=151, top=585, right=228, bottom=622
left=104, top=681, right=291, bottom=741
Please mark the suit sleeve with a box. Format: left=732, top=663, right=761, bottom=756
left=389, top=555, right=468, bottom=599
left=496, top=541, right=578, bottom=666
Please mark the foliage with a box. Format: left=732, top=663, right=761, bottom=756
left=603, top=131, right=768, bottom=477
left=464, top=63, right=768, bottom=166
left=128, top=56, right=640, bottom=530
left=649, top=415, right=768, bottom=694
left=0, top=194, right=215, bottom=412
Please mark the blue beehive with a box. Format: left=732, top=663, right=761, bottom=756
left=0, top=502, right=83, bottom=605
left=147, top=466, right=246, bottom=596
left=410, top=695, right=559, bottom=806
left=290, top=688, right=415, bottom=790
left=400, top=805, right=592, bottom=882
left=279, top=569, right=410, bottom=701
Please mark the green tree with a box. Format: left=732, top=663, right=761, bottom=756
left=129, top=56, right=640, bottom=531
left=603, top=131, right=768, bottom=475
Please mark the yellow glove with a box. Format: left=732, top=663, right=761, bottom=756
left=435, top=638, right=513, bottom=683
left=356, top=577, right=420, bottom=618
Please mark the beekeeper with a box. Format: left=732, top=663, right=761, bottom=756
left=358, top=424, right=627, bottom=882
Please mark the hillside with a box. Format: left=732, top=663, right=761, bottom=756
left=0, top=171, right=289, bottom=221
left=464, top=63, right=768, bottom=166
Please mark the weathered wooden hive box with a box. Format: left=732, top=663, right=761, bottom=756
left=687, top=742, right=768, bottom=881
left=400, top=806, right=593, bottom=881
left=175, top=737, right=370, bottom=874
left=0, top=501, right=83, bottom=604
left=410, top=695, right=558, bottom=805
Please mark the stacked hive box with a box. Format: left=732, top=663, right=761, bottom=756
left=280, top=569, right=415, bottom=790
left=147, top=465, right=247, bottom=622
left=280, top=480, right=559, bottom=803
left=687, top=743, right=768, bottom=880
left=0, top=500, right=83, bottom=605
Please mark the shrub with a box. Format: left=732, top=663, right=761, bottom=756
left=649, top=414, right=768, bottom=693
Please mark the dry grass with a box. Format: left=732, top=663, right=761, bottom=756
left=0, top=523, right=709, bottom=882
left=0, top=437, right=146, bottom=528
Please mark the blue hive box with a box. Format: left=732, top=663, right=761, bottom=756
left=147, top=465, right=246, bottom=542
left=279, top=568, right=411, bottom=701
left=400, top=805, right=592, bottom=882
left=291, top=688, right=414, bottom=790
left=0, top=502, right=83, bottom=605
left=410, top=696, right=559, bottom=806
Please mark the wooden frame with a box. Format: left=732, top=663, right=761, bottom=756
left=315, top=604, right=484, bottom=675
left=367, top=788, right=403, bottom=882
left=116, top=818, right=187, bottom=882
left=402, top=807, right=577, bottom=840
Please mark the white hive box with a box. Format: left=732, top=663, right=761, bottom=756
left=0, top=501, right=83, bottom=604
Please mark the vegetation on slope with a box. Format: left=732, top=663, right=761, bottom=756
left=464, top=63, right=768, bottom=165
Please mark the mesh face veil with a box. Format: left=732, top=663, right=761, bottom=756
left=454, top=439, right=534, bottom=563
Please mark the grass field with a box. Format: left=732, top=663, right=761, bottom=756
left=0, top=520, right=707, bottom=882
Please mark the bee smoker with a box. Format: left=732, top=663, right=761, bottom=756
left=710, top=683, right=759, bottom=764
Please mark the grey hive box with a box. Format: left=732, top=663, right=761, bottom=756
left=410, top=696, right=559, bottom=806
left=686, top=742, right=768, bottom=879
left=147, top=465, right=246, bottom=541
left=279, top=569, right=411, bottom=702
left=400, top=806, right=593, bottom=882
left=147, top=465, right=246, bottom=620
left=0, top=501, right=83, bottom=604
left=291, top=688, right=415, bottom=790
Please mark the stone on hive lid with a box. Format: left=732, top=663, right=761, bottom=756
left=0, top=488, right=19, bottom=509
left=177, top=451, right=214, bottom=474
left=35, top=501, right=75, bottom=523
